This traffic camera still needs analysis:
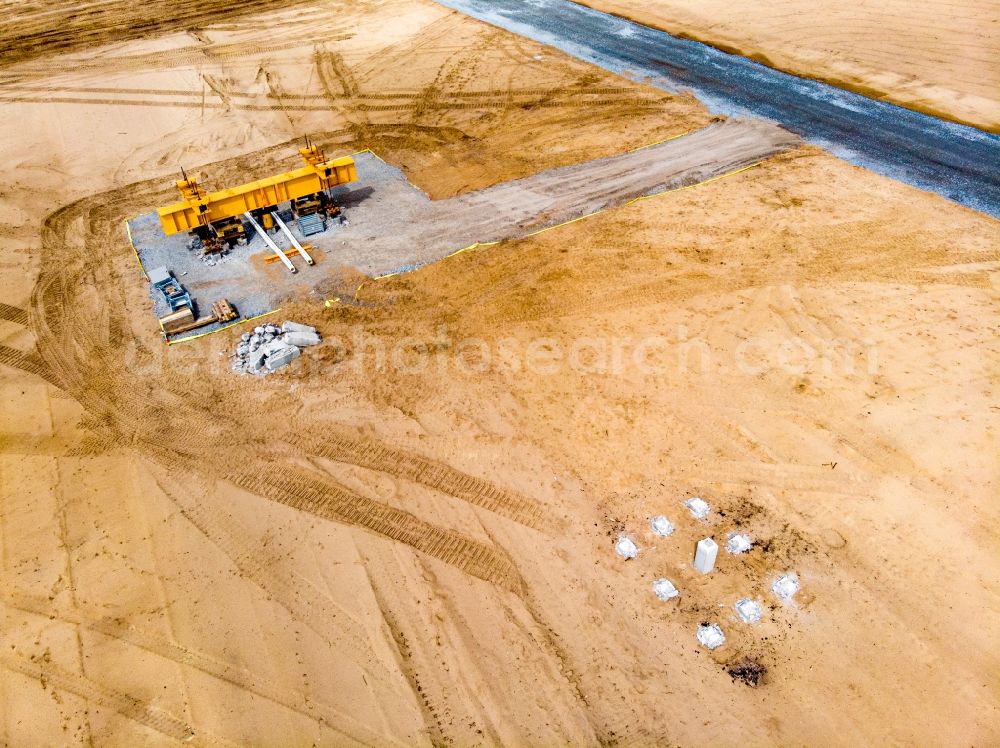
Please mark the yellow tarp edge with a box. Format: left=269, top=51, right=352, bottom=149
left=446, top=239, right=501, bottom=258
left=129, top=199, right=285, bottom=345
left=351, top=156, right=764, bottom=302
left=140, top=137, right=758, bottom=328
left=625, top=128, right=694, bottom=153
left=635, top=161, right=762, bottom=199
left=166, top=308, right=282, bottom=346
left=523, top=209, right=602, bottom=238
left=124, top=219, right=147, bottom=278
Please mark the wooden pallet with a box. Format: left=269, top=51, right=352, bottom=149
left=211, top=299, right=237, bottom=323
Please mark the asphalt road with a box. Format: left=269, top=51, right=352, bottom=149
left=436, top=0, right=1000, bottom=218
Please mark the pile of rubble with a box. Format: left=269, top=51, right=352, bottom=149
left=231, top=321, right=321, bottom=374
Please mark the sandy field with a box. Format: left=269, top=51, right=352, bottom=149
left=1, top=0, right=998, bottom=745
left=577, top=0, right=1000, bottom=133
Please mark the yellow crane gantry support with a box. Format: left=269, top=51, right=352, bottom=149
left=156, top=143, right=357, bottom=237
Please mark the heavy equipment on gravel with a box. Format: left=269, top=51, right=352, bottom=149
left=156, top=139, right=357, bottom=254
left=148, top=266, right=237, bottom=337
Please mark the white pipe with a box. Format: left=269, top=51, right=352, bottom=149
left=243, top=212, right=296, bottom=273
left=271, top=211, right=313, bottom=265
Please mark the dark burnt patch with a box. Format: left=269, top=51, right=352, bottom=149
left=727, top=657, right=768, bottom=687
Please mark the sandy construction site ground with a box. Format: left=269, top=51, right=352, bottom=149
left=1, top=0, right=999, bottom=745
left=577, top=0, right=1000, bottom=133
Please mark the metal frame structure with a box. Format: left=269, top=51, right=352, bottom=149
left=156, top=143, right=357, bottom=249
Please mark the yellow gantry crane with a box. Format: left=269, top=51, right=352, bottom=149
left=157, top=140, right=357, bottom=253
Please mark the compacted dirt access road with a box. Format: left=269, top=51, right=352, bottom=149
left=1, top=0, right=998, bottom=746
left=424, top=119, right=797, bottom=240
left=291, top=118, right=800, bottom=274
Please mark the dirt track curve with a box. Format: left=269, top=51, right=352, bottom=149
left=2, top=0, right=997, bottom=743
left=14, top=119, right=796, bottom=594
left=21, top=183, right=535, bottom=593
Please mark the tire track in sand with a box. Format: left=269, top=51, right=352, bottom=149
left=149, top=473, right=412, bottom=700
left=3, top=591, right=403, bottom=748
left=0, top=303, right=30, bottom=327
left=17, top=118, right=794, bottom=598
left=227, top=465, right=525, bottom=594
left=0, top=651, right=237, bottom=748
left=291, top=432, right=547, bottom=529
left=0, top=345, right=61, bottom=386
left=2, top=287, right=534, bottom=596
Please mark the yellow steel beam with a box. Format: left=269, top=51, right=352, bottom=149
left=157, top=155, right=357, bottom=236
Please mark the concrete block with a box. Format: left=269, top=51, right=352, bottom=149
left=652, top=578, right=679, bottom=601
left=265, top=345, right=301, bottom=371
left=693, top=537, right=718, bottom=574
left=282, top=330, right=321, bottom=347
left=684, top=496, right=710, bottom=519
left=614, top=535, right=638, bottom=559
left=248, top=346, right=267, bottom=371
left=735, top=598, right=763, bottom=624
left=697, top=623, right=725, bottom=649
left=649, top=515, right=674, bottom=537
left=726, top=532, right=752, bottom=554
left=282, top=321, right=317, bottom=334
left=147, top=266, right=171, bottom=286
left=262, top=338, right=289, bottom=356
left=772, top=574, right=800, bottom=601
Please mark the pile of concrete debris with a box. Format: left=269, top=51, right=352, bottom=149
left=231, top=321, right=321, bottom=374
